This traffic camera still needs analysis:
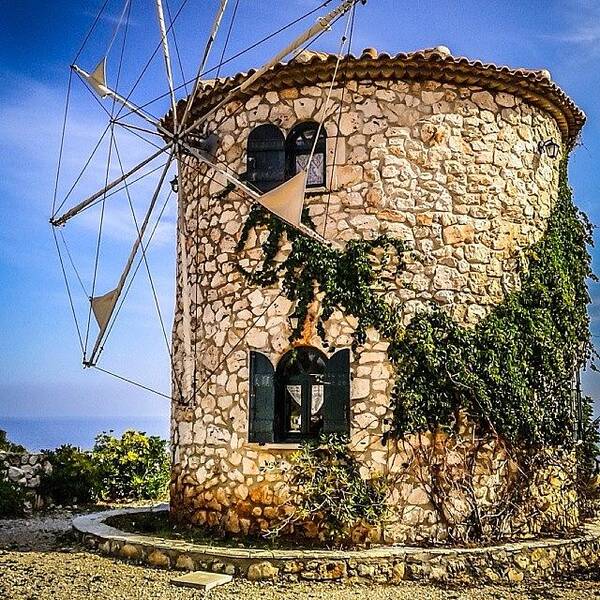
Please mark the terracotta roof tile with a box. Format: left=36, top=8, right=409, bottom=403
left=182, top=47, right=585, bottom=146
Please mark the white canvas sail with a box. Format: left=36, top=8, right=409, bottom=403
left=91, top=288, right=118, bottom=330
left=257, top=171, right=307, bottom=228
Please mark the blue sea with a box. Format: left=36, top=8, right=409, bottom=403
left=0, top=416, right=170, bottom=452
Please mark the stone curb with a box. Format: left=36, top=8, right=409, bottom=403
left=73, top=505, right=600, bottom=583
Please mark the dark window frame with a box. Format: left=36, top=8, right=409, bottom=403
left=285, top=121, right=327, bottom=188
left=274, top=346, right=328, bottom=443
left=246, top=123, right=286, bottom=192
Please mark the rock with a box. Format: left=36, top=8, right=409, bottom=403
left=335, top=164, right=363, bottom=186
left=7, top=466, right=24, bottom=482
left=120, top=544, right=141, bottom=560
left=442, top=223, right=475, bottom=245
left=421, top=90, right=445, bottom=105
left=175, top=554, right=195, bottom=570
left=472, top=91, right=496, bottom=111
left=147, top=550, right=170, bottom=568
left=496, top=92, right=516, bottom=108
left=392, top=562, right=406, bottom=581
left=247, top=561, right=279, bottom=580
left=507, top=568, right=524, bottom=583
left=352, top=378, right=370, bottom=399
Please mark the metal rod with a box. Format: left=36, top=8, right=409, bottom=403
left=179, top=0, right=364, bottom=140
left=51, top=143, right=172, bottom=226
left=179, top=0, right=229, bottom=129
left=85, top=155, right=174, bottom=366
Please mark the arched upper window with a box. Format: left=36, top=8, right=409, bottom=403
left=286, top=122, right=326, bottom=188
left=246, top=124, right=285, bottom=192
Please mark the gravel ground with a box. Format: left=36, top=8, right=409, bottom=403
left=1, top=510, right=600, bottom=599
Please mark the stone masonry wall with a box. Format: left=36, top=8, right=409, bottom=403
left=1, top=451, right=52, bottom=509
left=170, top=74, right=564, bottom=543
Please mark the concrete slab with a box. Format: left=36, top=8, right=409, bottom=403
left=170, top=571, right=233, bottom=591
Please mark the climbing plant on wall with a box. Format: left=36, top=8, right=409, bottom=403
left=388, top=160, right=596, bottom=448
left=236, top=159, right=597, bottom=453
left=236, top=205, right=405, bottom=344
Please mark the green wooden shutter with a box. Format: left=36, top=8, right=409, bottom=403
left=323, top=348, right=351, bottom=435
left=249, top=351, right=275, bottom=443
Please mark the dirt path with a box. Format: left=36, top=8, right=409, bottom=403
left=1, top=510, right=600, bottom=600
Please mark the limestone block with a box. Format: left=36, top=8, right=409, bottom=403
left=352, top=378, right=370, bottom=399
left=442, top=223, right=475, bottom=245
left=293, top=98, right=316, bottom=120
left=247, top=561, right=279, bottom=580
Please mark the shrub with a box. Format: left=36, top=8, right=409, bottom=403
left=0, top=480, right=26, bottom=518
left=93, top=430, right=170, bottom=501
left=40, top=444, right=98, bottom=505
left=283, top=434, right=387, bottom=540
left=0, top=430, right=25, bottom=453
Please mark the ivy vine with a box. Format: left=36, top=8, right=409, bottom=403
left=389, top=159, right=596, bottom=448
left=236, top=159, right=597, bottom=453
left=236, top=204, right=405, bottom=344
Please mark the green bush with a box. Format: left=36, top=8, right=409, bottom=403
left=93, top=430, right=170, bottom=501
left=285, top=434, right=387, bottom=539
left=40, top=444, right=98, bottom=505
left=0, top=480, right=26, bottom=518
left=0, top=430, right=25, bottom=453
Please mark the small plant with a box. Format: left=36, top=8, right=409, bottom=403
left=0, top=480, right=26, bottom=518
left=0, top=430, right=25, bottom=453
left=93, top=429, right=170, bottom=501
left=40, top=444, right=98, bottom=505
left=283, top=434, right=387, bottom=540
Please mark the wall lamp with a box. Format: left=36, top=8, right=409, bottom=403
left=537, top=139, right=560, bottom=159
left=169, top=176, right=179, bottom=194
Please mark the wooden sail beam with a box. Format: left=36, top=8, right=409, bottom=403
left=178, top=0, right=367, bottom=140
left=50, top=143, right=173, bottom=226
left=179, top=0, right=229, bottom=130
left=84, top=155, right=174, bottom=367
left=54, top=1, right=359, bottom=230
left=154, top=0, right=179, bottom=132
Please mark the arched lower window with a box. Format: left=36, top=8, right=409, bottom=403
left=275, top=346, right=328, bottom=440
left=246, top=124, right=285, bottom=192
left=286, top=122, right=326, bottom=188
left=248, top=347, right=350, bottom=444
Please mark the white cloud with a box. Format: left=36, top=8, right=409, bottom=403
left=551, top=0, right=600, bottom=55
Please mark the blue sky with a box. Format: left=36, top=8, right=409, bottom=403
left=1, top=0, right=599, bottom=427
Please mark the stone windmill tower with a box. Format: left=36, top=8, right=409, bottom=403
left=169, top=46, right=585, bottom=542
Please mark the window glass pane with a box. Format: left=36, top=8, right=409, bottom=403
left=295, top=153, right=324, bottom=186
left=310, top=384, right=324, bottom=435
left=311, top=385, right=324, bottom=415
left=286, top=385, right=302, bottom=432
left=286, top=122, right=326, bottom=187
left=296, top=154, right=309, bottom=173
left=308, top=154, right=324, bottom=186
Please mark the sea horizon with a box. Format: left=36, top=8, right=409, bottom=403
left=0, top=416, right=170, bottom=452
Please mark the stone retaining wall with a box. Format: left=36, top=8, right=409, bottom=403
left=0, top=450, right=52, bottom=508
left=1, top=451, right=51, bottom=489
left=74, top=506, right=600, bottom=584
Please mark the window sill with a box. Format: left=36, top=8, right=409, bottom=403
left=305, top=186, right=329, bottom=196
left=245, top=442, right=302, bottom=450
